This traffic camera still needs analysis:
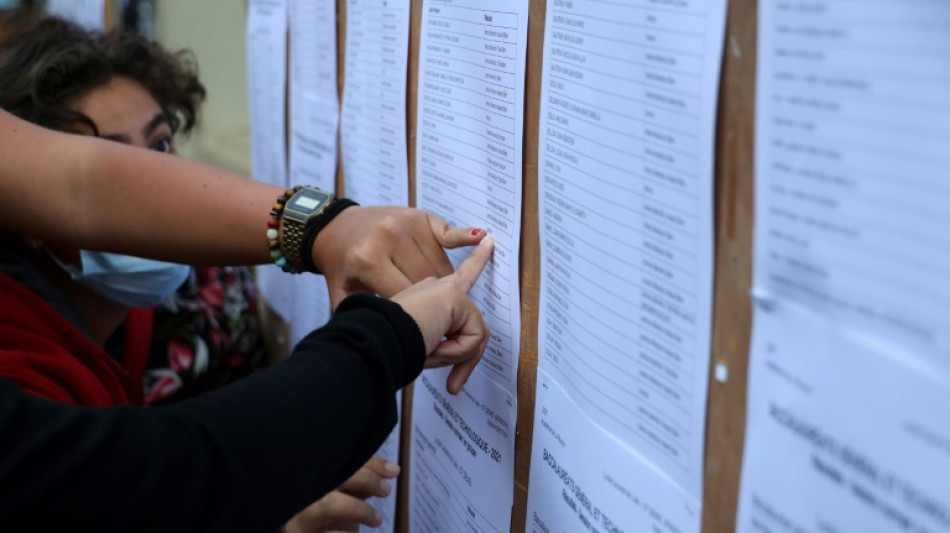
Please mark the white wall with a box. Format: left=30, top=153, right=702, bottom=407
left=156, top=0, right=250, bottom=175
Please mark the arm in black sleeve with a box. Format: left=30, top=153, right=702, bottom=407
left=0, top=294, right=425, bottom=533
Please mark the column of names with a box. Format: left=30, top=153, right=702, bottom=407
left=341, top=0, right=410, bottom=205
left=537, top=0, right=717, bottom=492
left=416, top=1, right=524, bottom=390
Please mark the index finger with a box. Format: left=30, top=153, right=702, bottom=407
left=451, top=235, right=494, bottom=292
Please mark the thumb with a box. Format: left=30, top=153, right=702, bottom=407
left=428, top=212, right=488, bottom=249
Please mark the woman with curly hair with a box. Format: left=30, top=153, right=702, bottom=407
left=0, top=15, right=269, bottom=405
left=0, top=16, right=422, bottom=532
left=0, top=93, right=494, bottom=531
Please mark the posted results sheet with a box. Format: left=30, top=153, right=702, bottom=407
left=45, top=0, right=105, bottom=31
left=289, top=0, right=339, bottom=190
left=339, top=7, right=411, bottom=523
left=248, top=0, right=289, bottom=191
left=340, top=0, right=411, bottom=206
left=294, top=5, right=402, bottom=525
left=410, top=0, right=529, bottom=530
left=364, top=392, right=402, bottom=533
left=246, top=0, right=294, bottom=320
left=738, top=2, right=950, bottom=532
left=286, top=0, right=339, bottom=346
left=530, top=373, right=697, bottom=533
left=528, top=0, right=727, bottom=532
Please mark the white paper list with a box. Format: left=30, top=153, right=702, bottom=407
left=286, top=0, right=339, bottom=346
left=45, top=0, right=105, bottom=31
left=415, top=0, right=527, bottom=394
left=411, top=0, right=528, bottom=530
left=751, top=0, right=950, bottom=375
left=247, top=0, right=294, bottom=321
left=339, top=6, right=411, bottom=522
left=738, top=3, right=950, bottom=532
left=364, top=392, right=402, bottom=533
left=409, top=368, right=516, bottom=533
left=248, top=0, right=289, bottom=190
left=530, top=2, right=726, bottom=525
left=288, top=7, right=402, bottom=523
left=340, top=0, right=411, bottom=206
left=289, top=0, right=339, bottom=191
left=739, top=309, right=950, bottom=533
left=528, top=372, right=699, bottom=533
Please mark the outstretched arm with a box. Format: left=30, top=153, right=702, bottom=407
left=0, top=295, right=419, bottom=533
left=0, top=108, right=485, bottom=302
left=0, top=107, right=279, bottom=265
left=0, top=239, right=494, bottom=533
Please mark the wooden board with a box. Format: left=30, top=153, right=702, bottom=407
left=395, top=1, right=424, bottom=531
left=510, top=0, right=546, bottom=530
left=702, top=1, right=756, bottom=531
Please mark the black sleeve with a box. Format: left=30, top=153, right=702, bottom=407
left=0, top=294, right=425, bottom=533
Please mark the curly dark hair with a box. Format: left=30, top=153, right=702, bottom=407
left=0, top=16, right=206, bottom=136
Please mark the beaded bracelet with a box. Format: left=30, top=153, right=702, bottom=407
left=266, top=185, right=304, bottom=274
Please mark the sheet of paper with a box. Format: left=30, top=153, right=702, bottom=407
left=410, top=1, right=528, bottom=529
left=749, top=0, right=950, bottom=381
left=247, top=0, right=293, bottom=321
left=738, top=309, right=950, bottom=533
left=247, top=0, right=289, bottom=190
left=290, top=7, right=403, bottom=522
left=340, top=0, right=411, bottom=206
left=45, top=0, right=105, bottom=31
left=738, top=3, right=950, bottom=531
left=286, top=274, right=331, bottom=347
left=339, top=6, right=412, bottom=522
left=529, top=1, right=726, bottom=526
left=286, top=0, right=339, bottom=346
left=415, top=0, right=527, bottom=395
left=409, top=368, right=516, bottom=533
left=364, top=391, right=401, bottom=533
left=528, top=370, right=700, bottom=533
left=289, top=0, right=339, bottom=190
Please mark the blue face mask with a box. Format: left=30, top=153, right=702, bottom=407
left=50, top=250, right=191, bottom=308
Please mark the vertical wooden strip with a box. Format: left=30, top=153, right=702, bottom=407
left=104, top=0, right=115, bottom=29
left=406, top=0, right=422, bottom=210
left=335, top=0, right=347, bottom=196
left=702, top=1, right=757, bottom=532
left=394, top=2, right=424, bottom=532
left=510, top=0, right=546, bottom=531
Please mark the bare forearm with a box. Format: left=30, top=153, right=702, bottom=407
left=77, top=138, right=278, bottom=265
left=0, top=109, right=277, bottom=265
left=0, top=109, right=488, bottom=306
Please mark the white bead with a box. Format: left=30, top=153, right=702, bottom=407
left=266, top=228, right=278, bottom=240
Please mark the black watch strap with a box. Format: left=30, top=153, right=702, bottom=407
left=300, top=198, right=359, bottom=274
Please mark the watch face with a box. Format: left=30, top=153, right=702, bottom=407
left=290, top=188, right=331, bottom=214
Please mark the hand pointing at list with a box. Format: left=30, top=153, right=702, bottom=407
left=392, top=235, right=494, bottom=394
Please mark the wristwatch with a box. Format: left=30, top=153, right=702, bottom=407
left=280, top=187, right=335, bottom=271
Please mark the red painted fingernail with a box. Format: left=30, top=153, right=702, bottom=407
left=471, top=228, right=484, bottom=235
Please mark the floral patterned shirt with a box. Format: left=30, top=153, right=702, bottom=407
left=143, top=266, right=267, bottom=404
